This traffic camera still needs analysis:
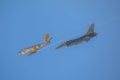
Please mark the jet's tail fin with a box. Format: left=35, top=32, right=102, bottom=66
left=45, top=33, right=50, bottom=41
left=86, top=24, right=94, bottom=34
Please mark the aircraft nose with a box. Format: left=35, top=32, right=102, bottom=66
left=18, top=53, right=22, bottom=56
left=18, top=52, right=24, bottom=56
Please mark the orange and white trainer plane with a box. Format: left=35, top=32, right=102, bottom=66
left=18, top=33, right=52, bottom=56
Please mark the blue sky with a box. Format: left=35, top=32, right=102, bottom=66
left=0, top=0, right=120, bottom=80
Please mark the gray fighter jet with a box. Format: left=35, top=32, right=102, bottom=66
left=56, top=24, right=97, bottom=49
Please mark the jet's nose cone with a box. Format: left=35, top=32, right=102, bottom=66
left=18, top=52, right=24, bottom=56
left=18, top=53, right=22, bottom=56
left=55, top=42, right=66, bottom=49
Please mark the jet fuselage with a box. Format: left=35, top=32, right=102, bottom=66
left=65, top=32, right=97, bottom=46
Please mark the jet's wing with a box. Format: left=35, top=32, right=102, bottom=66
left=66, top=38, right=84, bottom=46
left=27, top=52, right=36, bottom=56
left=70, top=39, right=84, bottom=45
left=86, top=24, right=94, bottom=34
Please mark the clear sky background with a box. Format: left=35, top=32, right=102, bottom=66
left=0, top=0, right=120, bottom=80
